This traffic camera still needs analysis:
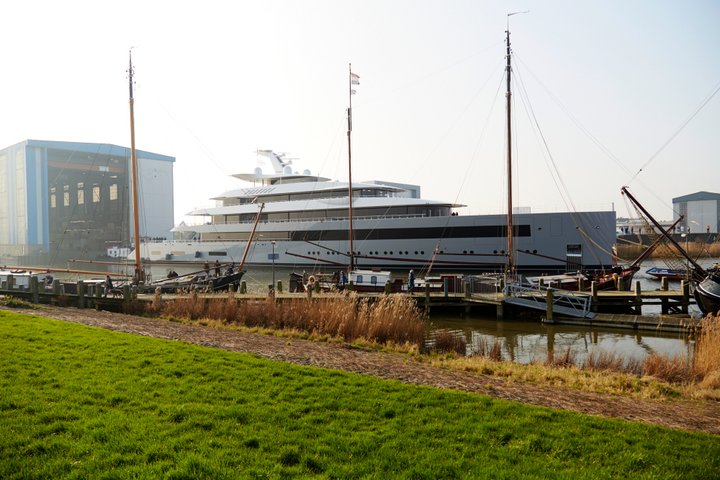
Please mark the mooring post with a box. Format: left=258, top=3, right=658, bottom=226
left=634, top=281, right=642, bottom=315
left=680, top=280, right=689, bottom=314
left=77, top=281, right=85, bottom=309
left=240, top=281, right=247, bottom=294
left=277, top=280, right=283, bottom=294
left=618, top=275, right=625, bottom=291
left=660, top=277, right=668, bottom=291
left=546, top=288, right=554, bottom=321
left=590, top=281, right=598, bottom=313
left=29, top=276, right=39, bottom=304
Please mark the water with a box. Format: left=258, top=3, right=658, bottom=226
left=137, top=262, right=711, bottom=364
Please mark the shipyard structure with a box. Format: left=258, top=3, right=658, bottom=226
left=0, top=140, right=174, bottom=266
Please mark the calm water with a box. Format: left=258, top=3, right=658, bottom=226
left=125, top=261, right=713, bottom=363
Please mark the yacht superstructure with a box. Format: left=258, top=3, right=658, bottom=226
left=133, top=150, right=616, bottom=274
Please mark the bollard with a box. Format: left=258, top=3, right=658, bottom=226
left=122, top=285, right=131, bottom=309
left=277, top=280, right=283, bottom=294
left=240, top=281, right=247, bottom=294
left=680, top=280, right=689, bottom=314
left=634, top=281, right=642, bottom=315
left=307, top=285, right=313, bottom=300
left=30, top=276, right=39, bottom=304
left=590, top=281, right=598, bottom=312
left=617, top=275, right=625, bottom=291
left=77, top=281, right=85, bottom=309
left=546, top=288, right=554, bottom=321
left=660, top=276, right=668, bottom=291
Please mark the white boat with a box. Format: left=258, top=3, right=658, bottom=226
left=132, top=150, right=616, bottom=273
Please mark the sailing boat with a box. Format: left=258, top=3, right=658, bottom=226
left=622, top=187, right=720, bottom=315
left=344, top=64, right=398, bottom=292
left=127, top=51, right=251, bottom=293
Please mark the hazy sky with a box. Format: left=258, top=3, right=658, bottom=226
left=2, top=0, right=719, bottom=224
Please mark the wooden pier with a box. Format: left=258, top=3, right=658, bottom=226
left=0, top=275, right=701, bottom=334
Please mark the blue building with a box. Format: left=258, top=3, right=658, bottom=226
left=0, top=139, right=174, bottom=265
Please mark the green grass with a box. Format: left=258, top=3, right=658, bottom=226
left=1, top=311, right=718, bottom=479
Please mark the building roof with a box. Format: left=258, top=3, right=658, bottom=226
left=672, top=191, right=720, bottom=203
left=10, top=139, right=175, bottom=163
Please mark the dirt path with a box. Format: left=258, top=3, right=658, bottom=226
left=6, top=306, right=720, bottom=435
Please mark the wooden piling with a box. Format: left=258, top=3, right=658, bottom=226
left=546, top=288, right=554, bottom=321
left=29, top=276, right=39, bottom=304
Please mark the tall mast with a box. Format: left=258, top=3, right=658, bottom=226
left=505, top=28, right=514, bottom=275
left=128, top=49, right=142, bottom=283
left=347, top=63, right=355, bottom=271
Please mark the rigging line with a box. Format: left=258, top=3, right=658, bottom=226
left=417, top=59, right=506, bottom=176
left=513, top=65, right=607, bottom=266
left=360, top=40, right=505, bottom=107
left=514, top=52, right=670, bottom=218
left=631, top=78, right=720, bottom=182
left=146, top=94, right=229, bottom=177
left=513, top=53, right=635, bottom=179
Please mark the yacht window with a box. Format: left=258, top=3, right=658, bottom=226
left=356, top=275, right=363, bottom=284
left=371, top=276, right=378, bottom=285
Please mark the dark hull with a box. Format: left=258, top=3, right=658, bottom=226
left=694, top=274, right=720, bottom=315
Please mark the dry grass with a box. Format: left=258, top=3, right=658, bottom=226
left=616, top=240, right=720, bottom=260
left=430, top=329, right=467, bottom=355
left=146, top=293, right=719, bottom=400
left=470, top=337, right=503, bottom=361
left=155, top=293, right=427, bottom=349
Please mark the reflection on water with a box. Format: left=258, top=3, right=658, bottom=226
left=431, top=314, right=695, bottom=364
left=147, top=264, right=699, bottom=363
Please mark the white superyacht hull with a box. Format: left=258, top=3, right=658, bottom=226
left=134, top=210, right=616, bottom=274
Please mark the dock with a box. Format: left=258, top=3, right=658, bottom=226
left=0, top=274, right=701, bottom=334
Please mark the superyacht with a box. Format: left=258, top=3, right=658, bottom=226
left=134, top=150, right=617, bottom=274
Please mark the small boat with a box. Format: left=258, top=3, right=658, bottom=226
left=349, top=269, right=403, bottom=293
left=646, top=267, right=689, bottom=281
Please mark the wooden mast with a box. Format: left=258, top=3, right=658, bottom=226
left=347, top=63, right=355, bottom=271
left=128, top=49, right=143, bottom=283
left=504, top=28, right=515, bottom=276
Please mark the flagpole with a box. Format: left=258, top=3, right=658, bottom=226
left=347, top=62, right=355, bottom=271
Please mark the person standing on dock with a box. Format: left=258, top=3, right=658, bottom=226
left=104, top=275, right=113, bottom=297
left=214, top=260, right=221, bottom=277
left=408, top=269, right=415, bottom=293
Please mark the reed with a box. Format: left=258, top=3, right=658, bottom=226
left=692, top=313, right=720, bottom=389
left=546, top=347, right=576, bottom=368
left=642, top=353, right=692, bottom=384
left=430, top=329, right=467, bottom=355
left=616, top=240, right=720, bottom=260
left=157, top=293, right=427, bottom=348
left=584, top=350, right=629, bottom=373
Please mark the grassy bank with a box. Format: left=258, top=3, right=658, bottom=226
left=2, top=312, right=720, bottom=478
left=148, top=294, right=720, bottom=400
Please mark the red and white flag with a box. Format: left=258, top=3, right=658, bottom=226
left=351, top=72, right=360, bottom=85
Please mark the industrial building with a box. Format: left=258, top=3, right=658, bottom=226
left=672, top=191, right=720, bottom=234
left=0, top=139, right=174, bottom=266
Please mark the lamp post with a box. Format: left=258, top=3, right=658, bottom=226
left=271, top=241, right=276, bottom=292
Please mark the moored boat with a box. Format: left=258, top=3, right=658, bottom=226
left=646, top=267, right=689, bottom=281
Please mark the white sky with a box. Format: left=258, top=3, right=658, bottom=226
left=2, top=0, right=719, bottom=224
